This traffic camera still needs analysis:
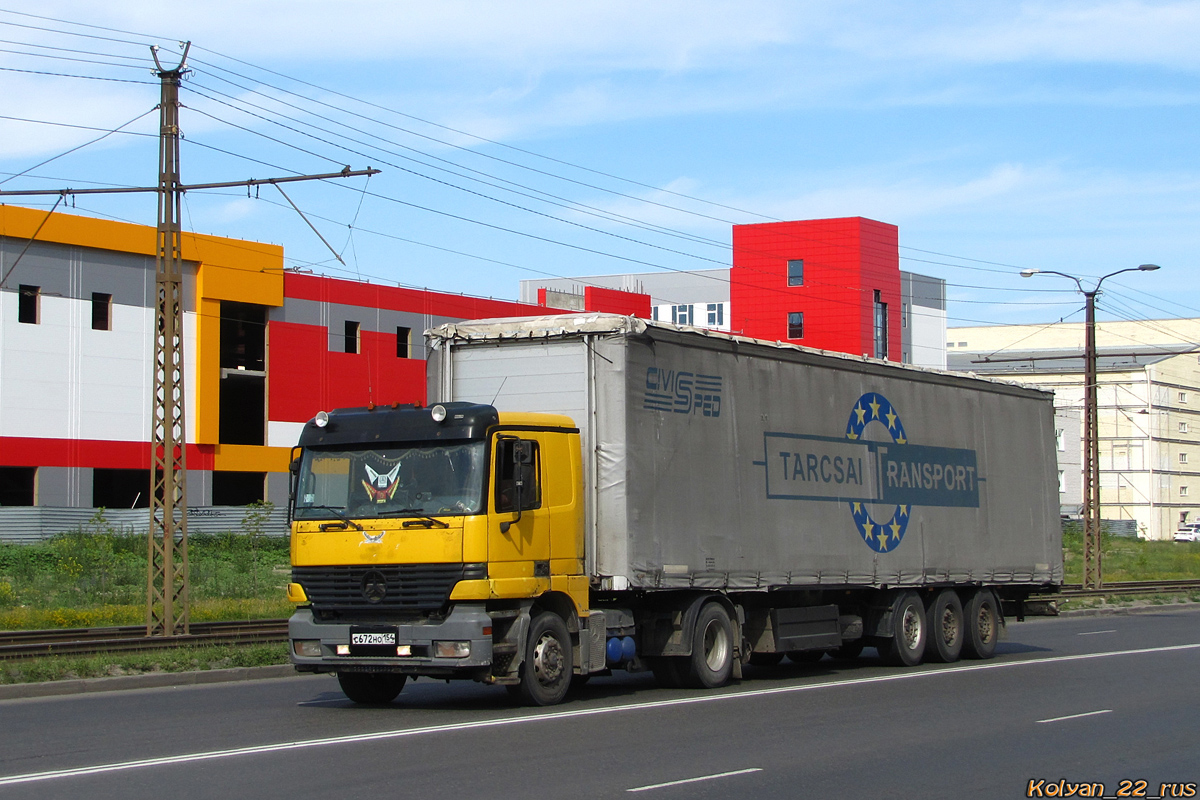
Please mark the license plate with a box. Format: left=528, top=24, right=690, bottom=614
left=351, top=631, right=396, bottom=646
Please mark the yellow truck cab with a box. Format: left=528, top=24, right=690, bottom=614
left=288, top=402, right=589, bottom=705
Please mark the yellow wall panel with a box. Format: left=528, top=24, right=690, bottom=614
left=213, top=443, right=292, bottom=473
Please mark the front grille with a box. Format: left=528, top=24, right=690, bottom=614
left=293, top=563, right=478, bottom=613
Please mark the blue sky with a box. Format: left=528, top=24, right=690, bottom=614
left=1, top=1, right=1197, bottom=334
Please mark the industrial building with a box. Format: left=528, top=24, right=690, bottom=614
left=3, top=208, right=943, bottom=526
left=948, top=320, right=1200, bottom=539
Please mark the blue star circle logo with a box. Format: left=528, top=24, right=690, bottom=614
left=845, top=392, right=911, bottom=553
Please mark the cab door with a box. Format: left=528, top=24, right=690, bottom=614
left=487, top=433, right=551, bottom=581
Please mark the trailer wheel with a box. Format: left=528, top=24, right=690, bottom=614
left=749, top=652, right=785, bottom=667
left=879, top=591, right=926, bottom=667
left=924, top=589, right=964, bottom=663
left=337, top=672, right=406, bottom=704
left=962, top=589, right=999, bottom=660
left=681, top=602, right=734, bottom=689
left=516, top=611, right=573, bottom=706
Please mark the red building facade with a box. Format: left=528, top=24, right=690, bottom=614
left=731, top=217, right=901, bottom=360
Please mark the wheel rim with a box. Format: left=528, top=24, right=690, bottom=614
left=532, top=631, right=565, bottom=687
left=976, top=603, right=995, bottom=644
left=901, top=605, right=922, bottom=651
left=701, top=618, right=730, bottom=672
left=940, top=606, right=960, bottom=646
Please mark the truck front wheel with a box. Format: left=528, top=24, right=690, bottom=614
left=337, top=672, right=406, bottom=704
left=681, top=601, right=734, bottom=689
left=517, top=611, right=573, bottom=706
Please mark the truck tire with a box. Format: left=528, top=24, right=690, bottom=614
left=517, top=611, right=573, bottom=706
left=681, top=602, right=734, bottom=689
left=337, top=672, right=406, bottom=704
left=879, top=591, right=926, bottom=667
left=924, top=589, right=964, bottom=663
left=962, top=589, right=999, bottom=660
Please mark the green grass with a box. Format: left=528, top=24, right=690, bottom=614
left=1061, top=523, right=1200, bottom=583
left=0, top=506, right=292, bottom=631
left=0, top=643, right=289, bottom=685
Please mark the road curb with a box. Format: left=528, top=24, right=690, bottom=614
left=0, top=664, right=313, bottom=701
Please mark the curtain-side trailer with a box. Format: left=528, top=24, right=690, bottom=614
left=287, top=314, right=1062, bottom=705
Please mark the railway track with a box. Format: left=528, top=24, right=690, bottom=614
left=2, top=579, right=1198, bottom=661
left=0, top=619, right=288, bottom=660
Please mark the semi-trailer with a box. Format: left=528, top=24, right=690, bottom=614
left=287, top=314, right=1062, bottom=705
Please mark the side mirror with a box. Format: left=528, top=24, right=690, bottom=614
left=500, top=440, right=532, bottom=533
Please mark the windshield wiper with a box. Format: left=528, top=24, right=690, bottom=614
left=380, top=507, right=451, bottom=528
left=300, top=505, right=363, bottom=531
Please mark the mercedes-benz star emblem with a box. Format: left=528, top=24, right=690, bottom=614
left=361, top=570, right=388, bottom=604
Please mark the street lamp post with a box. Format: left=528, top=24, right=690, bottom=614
left=1020, top=264, right=1160, bottom=590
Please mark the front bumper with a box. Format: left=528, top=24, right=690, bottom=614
left=289, top=604, right=494, bottom=677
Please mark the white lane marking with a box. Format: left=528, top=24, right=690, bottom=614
left=627, top=768, right=762, bottom=793
left=2, top=641, right=1198, bottom=787
left=1077, top=630, right=1117, bottom=636
left=1037, top=709, right=1113, bottom=724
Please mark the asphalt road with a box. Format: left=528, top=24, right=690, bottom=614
left=2, top=607, right=1198, bottom=800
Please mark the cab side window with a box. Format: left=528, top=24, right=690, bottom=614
left=495, top=439, right=541, bottom=512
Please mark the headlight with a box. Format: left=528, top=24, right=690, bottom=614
left=433, top=640, right=470, bottom=658
left=293, top=640, right=321, bottom=658
left=430, top=404, right=447, bottom=423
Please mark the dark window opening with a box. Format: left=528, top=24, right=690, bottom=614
left=396, top=326, right=411, bottom=358
left=219, top=372, right=265, bottom=445
left=0, top=467, right=36, bottom=506
left=495, top=439, right=541, bottom=513
left=345, top=320, right=360, bottom=354
left=787, top=259, right=804, bottom=287
left=873, top=290, right=888, bottom=359
left=212, top=471, right=266, bottom=506
left=91, top=292, right=112, bottom=331
left=787, top=311, right=804, bottom=339
left=18, top=285, right=39, bottom=324
left=220, top=302, right=267, bottom=371
left=93, top=468, right=150, bottom=509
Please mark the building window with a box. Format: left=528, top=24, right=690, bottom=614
left=1180, top=392, right=1188, bottom=404
left=0, top=467, right=36, bottom=506
left=1181, top=422, right=1190, bottom=434
left=1181, top=452, right=1189, bottom=464
left=91, top=292, right=112, bottom=331
left=1182, top=486, right=1190, bottom=497
left=873, top=290, right=888, bottom=359
left=787, top=311, right=804, bottom=339
left=671, top=304, right=693, bottom=326
left=17, top=284, right=39, bottom=324
left=396, top=326, right=411, bottom=358
left=1058, top=470, right=1065, bottom=495
left=706, top=303, right=723, bottom=326
left=344, top=320, right=360, bottom=354
left=652, top=306, right=659, bottom=321
left=901, top=303, right=908, bottom=328
left=786, top=259, right=804, bottom=287
left=1056, top=429, right=1065, bottom=452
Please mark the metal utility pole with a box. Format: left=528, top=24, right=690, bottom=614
left=1021, top=264, right=1160, bottom=590
left=147, top=44, right=191, bottom=636
left=0, top=42, right=379, bottom=637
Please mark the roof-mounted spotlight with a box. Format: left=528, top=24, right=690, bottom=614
left=314, top=410, right=329, bottom=428
left=430, top=404, right=448, bottom=423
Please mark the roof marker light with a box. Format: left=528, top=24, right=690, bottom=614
left=431, top=404, right=448, bottom=423
left=315, top=411, right=329, bottom=428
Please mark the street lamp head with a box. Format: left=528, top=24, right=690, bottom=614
left=1020, top=269, right=1039, bottom=278
left=1137, top=264, right=1160, bottom=271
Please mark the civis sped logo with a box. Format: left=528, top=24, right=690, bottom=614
left=757, top=392, right=981, bottom=553
left=643, top=366, right=723, bottom=417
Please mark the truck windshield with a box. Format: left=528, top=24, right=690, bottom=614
left=293, top=442, right=486, bottom=521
